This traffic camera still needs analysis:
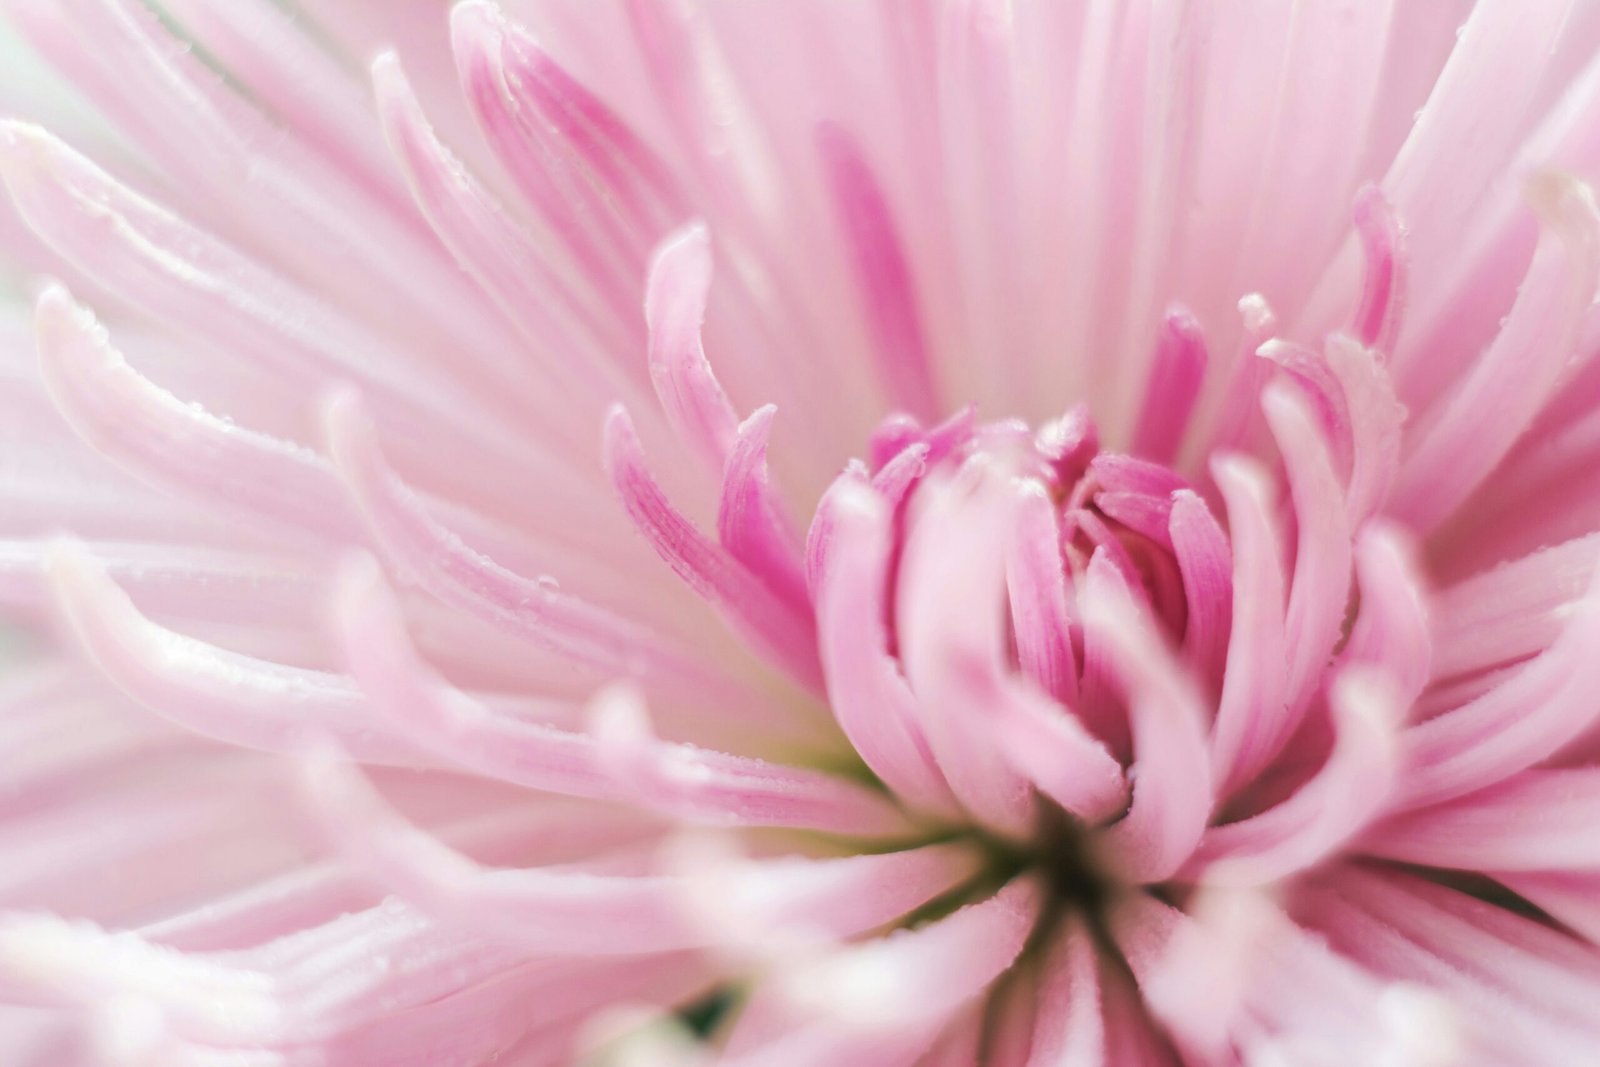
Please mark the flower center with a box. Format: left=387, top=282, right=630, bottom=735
left=809, top=403, right=1225, bottom=927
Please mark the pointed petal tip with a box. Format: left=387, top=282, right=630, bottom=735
left=370, top=49, right=426, bottom=132
left=1525, top=169, right=1600, bottom=232
left=601, top=402, right=637, bottom=456
left=1353, top=181, right=1394, bottom=222
left=739, top=402, right=777, bottom=435
left=1162, top=302, right=1202, bottom=336
left=319, top=386, right=377, bottom=473
left=33, top=276, right=79, bottom=321
left=0, top=118, right=35, bottom=165
left=645, top=220, right=713, bottom=330
left=449, top=0, right=510, bottom=44
left=586, top=679, right=652, bottom=741
left=1207, top=448, right=1266, bottom=487
left=369, top=48, right=403, bottom=85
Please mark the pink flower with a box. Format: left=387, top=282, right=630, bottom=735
left=2, top=0, right=1600, bottom=1063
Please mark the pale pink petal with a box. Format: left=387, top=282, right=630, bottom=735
left=45, top=544, right=423, bottom=764
left=645, top=222, right=743, bottom=473
left=1397, top=173, right=1600, bottom=528
left=1397, top=546, right=1600, bottom=809
left=302, top=753, right=963, bottom=954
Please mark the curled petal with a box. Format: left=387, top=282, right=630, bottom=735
left=1004, top=479, right=1079, bottom=706
left=46, top=545, right=422, bottom=763
left=1208, top=455, right=1288, bottom=795
left=1325, top=334, right=1404, bottom=522
left=1265, top=382, right=1352, bottom=731
left=810, top=479, right=959, bottom=818
left=1168, top=488, right=1232, bottom=687
left=1339, top=523, right=1431, bottom=707
left=334, top=558, right=907, bottom=838
left=323, top=392, right=717, bottom=692
left=1188, top=669, right=1401, bottom=886
left=718, top=405, right=809, bottom=613
left=302, top=754, right=960, bottom=954
left=603, top=406, right=824, bottom=693
left=1258, top=339, right=1353, bottom=482
left=1352, top=183, right=1408, bottom=354
left=0, top=120, right=480, bottom=427
left=1397, top=547, right=1600, bottom=810
left=1088, top=585, right=1212, bottom=883
left=895, top=470, right=1037, bottom=836
left=646, top=222, right=742, bottom=471
left=36, top=285, right=357, bottom=542
left=1397, top=173, right=1600, bottom=528
left=454, top=0, right=684, bottom=304
left=371, top=50, right=631, bottom=392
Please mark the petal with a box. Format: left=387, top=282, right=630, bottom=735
left=809, top=478, right=960, bottom=819
left=645, top=221, right=743, bottom=473
left=1365, top=768, right=1600, bottom=871
left=1131, top=305, right=1207, bottom=465
left=323, top=393, right=723, bottom=695
left=45, top=545, right=423, bottom=764
left=815, top=122, right=940, bottom=420
left=334, top=558, right=906, bottom=838
left=1167, top=488, right=1232, bottom=688
left=717, top=406, right=809, bottom=613
left=1397, top=173, right=1600, bottom=529
left=1089, top=586, right=1212, bottom=884
left=1397, top=545, right=1600, bottom=809
left=302, top=754, right=965, bottom=954
left=1351, top=184, right=1408, bottom=353
left=722, top=878, right=1041, bottom=1064
left=603, top=406, right=824, bottom=694
left=1339, top=523, right=1431, bottom=707
left=1189, top=669, right=1401, bottom=886
left=36, top=286, right=357, bottom=543
left=1208, top=454, right=1288, bottom=795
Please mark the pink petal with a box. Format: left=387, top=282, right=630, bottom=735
left=1208, top=454, right=1288, bottom=795
left=1189, top=669, right=1401, bottom=886
left=1397, top=173, right=1600, bottom=529
left=1088, top=586, right=1212, bottom=883
left=809, top=478, right=960, bottom=819
left=302, top=753, right=964, bottom=954
left=1131, top=304, right=1208, bottom=464
left=816, top=122, right=940, bottom=420
left=717, top=406, right=810, bottom=614
left=44, top=545, right=423, bottom=764
left=645, top=222, right=743, bottom=472
left=603, top=406, right=824, bottom=693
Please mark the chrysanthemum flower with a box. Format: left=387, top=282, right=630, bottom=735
left=2, top=0, right=1600, bottom=1063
